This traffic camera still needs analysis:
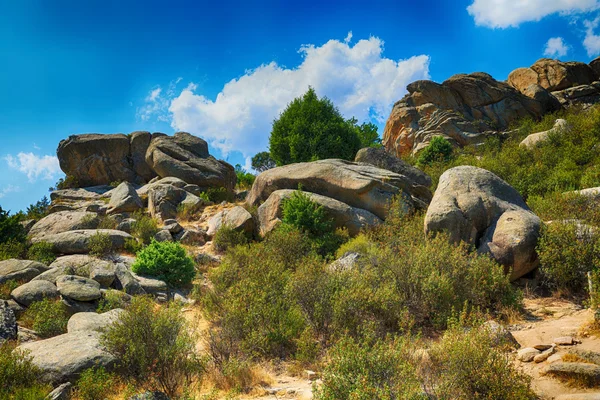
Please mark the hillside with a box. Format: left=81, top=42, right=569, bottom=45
left=2, top=57, right=600, bottom=400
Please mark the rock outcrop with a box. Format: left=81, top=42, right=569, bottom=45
left=107, top=182, right=143, bottom=214
left=28, top=211, right=99, bottom=240
left=0, top=259, right=50, bottom=284
left=354, top=147, right=432, bottom=187
left=424, top=166, right=541, bottom=280
left=382, top=72, right=552, bottom=156
left=57, top=131, right=236, bottom=191
left=31, top=230, right=132, bottom=255
left=207, top=206, right=254, bottom=237
left=383, top=57, right=600, bottom=156
left=257, top=189, right=382, bottom=237
left=247, top=159, right=432, bottom=220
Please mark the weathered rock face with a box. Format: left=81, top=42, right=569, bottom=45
left=0, top=301, right=17, bottom=342
left=424, top=166, right=541, bottom=280
left=67, top=309, right=124, bottom=333
left=57, top=134, right=150, bottom=186
left=107, top=181, right=143, bottom=214
left=28, top=211, right=99, bottom=240
left=0, top=259, right=50, bottom=284
left=31, top=230, right=132, bottom=255
left=49, top=186, right=113, bottom=214
left=354, top=147, right=432, bottom=188
left=57, top=131, right=235, bottom=190
left=383, top=72, right=552, bottom=156
left=257, top=189, right=382, bottom=237
left=508, top=59, right=597, bottom=92
left=145, top=132, right=236, bottom=191
left=56, top=275, right=102, bottom=302
left=17, top=331, right=116, bottom=383
left=247, top=159, right=432, bottom=220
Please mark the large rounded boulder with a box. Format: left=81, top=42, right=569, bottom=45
left=247, top=159, right=432, bottom=220
left=424, top=166, right=541, bottom=280
left=145, top=132, right=236, bottom=191
left=354, top=147, right=432, bottom=188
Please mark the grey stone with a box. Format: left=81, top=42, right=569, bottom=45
left=207, top=206, right=254, bottom=237
left=61, top=297, right=97, bottom=314
left=517, top=347, right=541, bottom=362
left=0, top=300, right=17, bottom=342
left=31, top=230, right=133, bottom=255
left=132, top=273, right=168, bottom=294
left=28, top=211, right=99, bottom=240
left=114, top=264, right=146, bottom=295
left=56, top=275, right=101, bottom=302
left=11, top=280, right=59, bottom=306
left=17, top=331, right=116, bottom=383
left=355, top=147, right=432, bottom=187
left=67, top=309, right=124, bottom=333
left=176, top=229, right=206, bottom=246
left=47, top=382, right=72, bottom=400
left=154, top=230, right=173, bottom=242
left=107, top=181, right=143, bottom=214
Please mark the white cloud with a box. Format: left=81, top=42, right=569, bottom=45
left=153, top=36, right=430, bottom=157
left=5, top=153, right=61, bottom=182
left=0, top=185, right=20, bottom=199
left=344, top=31, right=353, bottom=44
left=467, top=0, right=600, bottom=28
left=584, top=17, right=600, bottom=56
left=544, top=37, right=570, bottom=57
left=146, top=88, right=162, bottom=102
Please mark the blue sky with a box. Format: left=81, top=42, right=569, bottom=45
left=2, top=0, right=600, bottom=212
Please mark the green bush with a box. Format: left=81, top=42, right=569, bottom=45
left=131, top=240, right=196, bottom=286
left=281, top=190, right=348, bottom=258
left=97, top=289, right=130, bottom=313
left=0, top=280, right=20, bottom=300
left=0, top=342, right=49, bottom=400
left=21, top=299, right=69, bottom=338
left=97, top=215, right=119, bottom=229
left=251, top=151, right=276, bottom=172
left=130, top=212, right=159, bottom=245
left=0, top=239, right=27, bottom=261
left=204, top=187, right=234, bottom=203
left=26, top=241, right=56, bottom=265
left=235, top=164, right=256, bottom=190
left=417, top=136, right=453, bottom=167
left=537, top=222, right=600, bottom=292
left=269, top=87, right=362, bottom=165
left=428, top=319, right=535, bottom=399
left=124, top=238, right=144, bottom=255
left=76, top=366, right=116, bottom=400
left=314, top=335, right=422, bottom=400
left=0, top=206, right=26, bottom=244
left=88, top=232, right=113, bottom=257
left=101, top=296, right=205, bottom=397
left=213, top=225, right=249, bottom=253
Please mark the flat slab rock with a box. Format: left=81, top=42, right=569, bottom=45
left=56, top=275, right=102, bottom=302
left=0, top=259, right=50, bottom=284
left=31, top=229, right=133, bottom=255
left=16, top=331, right=116, bottom=383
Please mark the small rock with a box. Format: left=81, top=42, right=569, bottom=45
left=176, top=229, right=206, bottom=246
left=114, top=264, right=146, bottom=295
left=534, top=344, right=553, bottom=351
left=61, top=297, right=97, bottom=314
left=534, top=346, right=556, bottom=363
left=547, top=353, right=563, bottom=364
left=132, top=273, right=168, bottom=294
left=154, top=230, right=173, bottom=242
left=47, top=382, right=72, bottom=400
left=517, top=347, right=541, bottom=362
left=4, top=299, right=25, bottom=319
left=554, top=336, right=575, bottom=345
left=305, top=370, right=318, bottom=381
left=17, top=326, right=39, bottom=343
left=163, top=222, right=183, bottom=234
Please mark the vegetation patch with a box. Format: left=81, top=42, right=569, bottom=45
left=21, top=299, right=69, bottom=338
left=131, top=240, right=196, bottom=287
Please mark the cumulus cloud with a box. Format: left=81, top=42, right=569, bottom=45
left=544, top=37, right=570, bottom=57
left=149, top=35, right=430, bottom=157
left=584, top=17, right=600, bottom=56
left=137, top=79, right=182, bottom=122
left=5, top=153, right=62, bottom=182
left=0, top=185, right=20, bottom=199
left=467, top=0, right=600, bottom=28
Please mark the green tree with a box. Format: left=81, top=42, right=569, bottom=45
left=25, top=196, right=50, bottom=220
left=417, top=136, right=454, bottom=166
left=348, top=118, right=381, bottom=148
left=251, top=151, right=276, bottom=172
left=0, top=206, right=25, bottom=244
left=269, top=88, right=361, bottom=165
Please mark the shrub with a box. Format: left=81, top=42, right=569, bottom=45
left=124, top=237, right=144, bottom=254
left=0, top=280, right=19, bottom=300
left=427, top=319, right=535, bottom=399
left=97, top=215, right=119, bottom=229
left=0, top=342, right=49, bottom=400
left=50, top=175, right=79, bottom=191
left=101, top=296, right=205, bottom=397
left=131, top=240, right=196, bottom=287
left=177, top=202, right=202, bottom=222
left=417, top=136, right=454, bottom=166
left=0, top=239, right=27, bottom=261
left=269, top=87, right=362, bottom=165
left=130, top=212, right=159, bottom=245
left=97, top=289, right=130, bottom=313
left=26, top=241, right=56, bottom=265
left=314, top=335, right=422, bottom=400
left=76, top=366, right=116, bottom=400
left=24, top=196, right=50, bottom=220
left=204, top=187, right=234, bottom=203
left=213, top=225, right=249, bottom=253
left=235, top=164, right=256, bottom=190
left=88, top=232, right=113, bottom=257
left=537, top=222, right=600, bottom=292
left=21, top=299, right=69, bottom=338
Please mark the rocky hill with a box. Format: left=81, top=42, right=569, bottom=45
left=383, top=57, right=600, bottom=156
